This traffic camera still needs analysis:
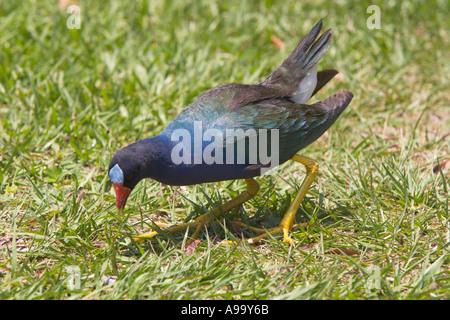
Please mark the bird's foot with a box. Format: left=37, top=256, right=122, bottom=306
left=133, top=213, right=212, bottom=246
left=133, top=179, right=260, bottom=246
left=221, top=221, right=308, bottom=245
left=133, top=222, right=171, bottom=241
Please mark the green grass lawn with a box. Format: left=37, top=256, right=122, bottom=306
left=0, top=0, right=448, bottom=299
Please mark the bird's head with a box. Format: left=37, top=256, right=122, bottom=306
left=108, top=137, right=168, bottom=215
left=108, top=148, right=146, bottom=214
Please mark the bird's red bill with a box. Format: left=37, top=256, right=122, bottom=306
left=112, top=182, right=131, bottom=209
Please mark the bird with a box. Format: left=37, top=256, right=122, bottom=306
left=108, top=19, right=353, bottom=246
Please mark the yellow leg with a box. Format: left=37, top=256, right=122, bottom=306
left=134, top=178, right=260, bottom=245
left=244, top=154, right=319, bottom=245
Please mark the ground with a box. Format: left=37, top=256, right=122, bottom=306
left=0, top=0, right=448, bottom=299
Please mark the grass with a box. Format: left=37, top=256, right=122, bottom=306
left=0, top=0, right=449, bottom=300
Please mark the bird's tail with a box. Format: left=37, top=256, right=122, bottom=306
left=263, top=19, right=333, bottom=104
left=314, top=90, right=354, bottom=117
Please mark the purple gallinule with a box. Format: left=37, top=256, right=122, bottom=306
left=109, top=19, right=353, bottom=245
